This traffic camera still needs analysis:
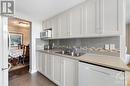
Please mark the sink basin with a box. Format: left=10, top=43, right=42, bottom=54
left=55, top=51, right=86, bottom=57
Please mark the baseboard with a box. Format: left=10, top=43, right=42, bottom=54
left=29, top=69, right=37, bottom=74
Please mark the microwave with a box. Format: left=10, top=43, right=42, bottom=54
left=40, top=29, right=52, bottom=38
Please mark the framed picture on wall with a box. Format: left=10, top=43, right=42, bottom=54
left=9, top=33, right=23, bottom=47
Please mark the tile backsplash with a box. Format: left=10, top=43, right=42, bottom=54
left=49, top=36, right=120, bottom=49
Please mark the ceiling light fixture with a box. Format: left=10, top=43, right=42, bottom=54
left=18, top=21, right=30, bottom=27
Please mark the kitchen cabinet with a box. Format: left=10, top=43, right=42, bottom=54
left=36, top=51, right=40, bottom=72
left=51, top=16, right=59, bottom=38
left=42, top=0, right=122, bottom=38
left=101, top=0, right=119, bottom=35
left=79, top=62, right=125, bottom=86
left=36, top=51, right=43, bottom=73
left=82, top=0, right=101, bottom=36
left=47, top=19, right=52, bottom=29
left=42, top=21, right=47, bottom=30
left=53, top=55, right=78, bottom=86
left=36, top=51, right=53, bottom=80
left=58, top=12, right=70, bottom=38
left=43, top=19, right=52, bottom=29
left=69, top=5, right=83, bottom=37
left=46, top=54, right=53, bottom=79
left=62, top=57, right=78, bottom=86
left=53, top=55, right=62, bottom=85
left=36, top=51, right=46, bottom=75
left=36, top=51, right=78, bottom=86
left=41, top=53, right=46, bottom=75
left=82, top=0, right=120, bottom=36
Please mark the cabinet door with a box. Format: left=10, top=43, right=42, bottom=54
left=101, top=0, right=119, bottom=34
left=46, top=54, right=53, bottom=79
left=36, top=51, right=40, bottom=72
left=46, top=19, right=52, bottom=29
left=69, top=5, right=83, bottom=37
left=58, top=12, right=70, bottom=38
left=82, top=0, right=101, bottom=36
left=42, top=21, right=47, bottom=30
left=62, top=58, right=78, bottom=86
left=39, top=52, right=43, bottom=73
left=41, top=53, right=46, bottom=75
left=52, top=17, right=59, bottom=38
left=53, top=56, right=62, bottom=85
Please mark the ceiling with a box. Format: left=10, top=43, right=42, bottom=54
left=15, top=0, right=85, bottom=22
left=8, top=17, right=30, bottom=28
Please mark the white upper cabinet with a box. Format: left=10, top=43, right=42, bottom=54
left=58, top=12, right=70, bottom=38
left=42, top=21, right=47, bottom=30
left=51, top=16, right=59, bottom=38
left=82, top=0, right=100, bottom=36
left=42, top=0, right=121, bottom=38
left=100, top=0, right=119, bottom=35
left=69, top=5, right=83, bottom=37
left=43, top=19, right=53, bottom=29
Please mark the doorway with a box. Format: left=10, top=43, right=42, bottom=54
left=126, top=24, right=130, bottom=54
left=8, top=17, right=31, bottom=85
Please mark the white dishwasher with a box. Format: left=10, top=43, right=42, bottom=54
left=79, top=62, right=125, bottom=86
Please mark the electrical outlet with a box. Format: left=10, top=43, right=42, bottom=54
left=104, top=44, right=110, bottom=50
left=110, top=44, right=115, bottom=50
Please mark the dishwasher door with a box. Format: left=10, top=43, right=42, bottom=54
left=79, top=62, right=125, bottom=86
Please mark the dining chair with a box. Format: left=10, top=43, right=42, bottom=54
left=20, top=45, right=29, bottom=64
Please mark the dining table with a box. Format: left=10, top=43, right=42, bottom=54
left=9, top=49, right=23, bottom=58
left=8, top=49, right=23, bottom=66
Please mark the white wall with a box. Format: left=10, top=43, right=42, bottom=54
left=13, top=12, right=42, bottom=73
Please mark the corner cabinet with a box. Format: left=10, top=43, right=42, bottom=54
left=36, top=51, right=78, bottom=86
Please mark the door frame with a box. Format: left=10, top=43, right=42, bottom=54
left=0, top=15, right=9, bottom=86
left=8, top=16, right=32, bottom=71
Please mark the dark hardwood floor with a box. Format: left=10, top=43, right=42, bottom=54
left=9, top=72, right=57, bottom=86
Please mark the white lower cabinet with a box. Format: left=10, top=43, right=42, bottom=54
left=41, top=53, right=46, bottom=75
left=36, top=51, right=40, bottom=72
left=53, top=55, right=62, bottom=85
left=36, top=51, right=78, bottom=86
left=62, top=58, right=78, bottom=86
left=36, top=51, right=44, bottom=73
left=37, top=52, right=125, bottom=86
left=52, top=55, right=78, bottom=86
left=46, top=54, right=53, bottom=79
